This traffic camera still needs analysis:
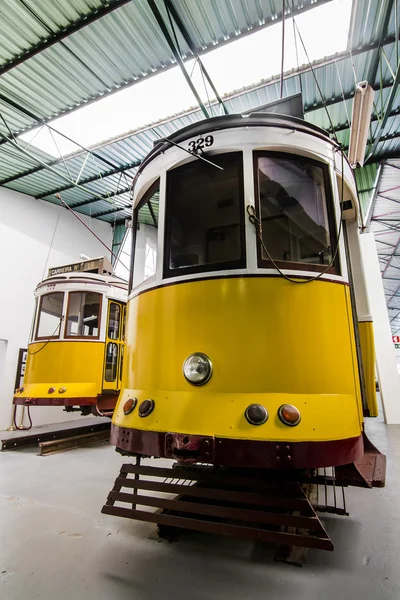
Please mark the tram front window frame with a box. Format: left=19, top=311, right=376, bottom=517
left=163, top=152, right=246, bottom=279
left=253, top=151, right=340, bottom=275
left=35, top=292, right=64, bottom=340
left=131, top=180, right=160, bottom=291
left=65, top=291, right=102, bottom=339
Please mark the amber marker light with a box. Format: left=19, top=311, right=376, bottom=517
left=278, top=404, right=301, bottom=427
left=58, top=387, right=67, bottom=393
left=123, top=398, right=137, bottom=415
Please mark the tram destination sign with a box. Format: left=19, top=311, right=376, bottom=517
left=48, top=257, right=112, bottom=277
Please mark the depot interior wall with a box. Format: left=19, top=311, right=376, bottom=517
left=0, top=187, right=113, bottom=430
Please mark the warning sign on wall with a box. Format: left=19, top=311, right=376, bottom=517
left=393, top=336, right=400, bottom=349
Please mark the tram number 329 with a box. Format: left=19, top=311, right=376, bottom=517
left=188, top=135, right=214, bottom=153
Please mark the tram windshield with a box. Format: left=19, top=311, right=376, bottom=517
left=255, top=153, right=338, bottom=273
left=36, top=292, right=64, bottom=339
left=66, top=292, right=101, bottom=338
left=164, top=152, right=245, bottom=277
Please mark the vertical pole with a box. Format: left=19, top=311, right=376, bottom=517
left=360, top=233, right=400, bottom=423
left=280, top=0, right=286, bottom=99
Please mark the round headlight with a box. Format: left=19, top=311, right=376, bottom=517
left=183, top=353, right=212, bottom=386
left=278, top=404, right=301, bottom=426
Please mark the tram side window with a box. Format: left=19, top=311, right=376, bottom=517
left=164, top=153, right=245, bottom=277
left=105, top=342, right=118, bottom=382
left=36, top=293, right=64, bottom=339
left=66, top=292, right=101, bottom=338
left=108, top=303, right=120, bottom=340
left=133, top=181, right=159, bottom=289
left=255, top=154, right=339, bottom=273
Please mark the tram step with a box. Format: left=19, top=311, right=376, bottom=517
left=102, top=462, right=334, bottom=551
left=335, top=432, right=387, bottom=489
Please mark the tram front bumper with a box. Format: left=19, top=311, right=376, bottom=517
left=110, top=424, right=364, bottom=469
left=13, top=382, right=100, bottom=407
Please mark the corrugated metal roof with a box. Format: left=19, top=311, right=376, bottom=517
left=0, top=0, right=323, bottom=134
left=0, top=0, right=399, bottom=227
left=3, top=42, right=399, bottom=222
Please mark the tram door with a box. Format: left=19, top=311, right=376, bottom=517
left=103, top=301, right=124, bottom=392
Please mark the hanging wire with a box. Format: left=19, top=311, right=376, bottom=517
left=280, top=0, right=286, bottom=99
left=335, top=60, right=351, bottom=128
left=41, top=213, right=61, bottom=280
left=291, top=0, right=303, bottom=98
left=199, top=62, right=214, bottom=117
left=12, top=405, right=32, bottom=431
left=27, top=318, right=64, bottom=355
left=286, top=1, right=338, bottom=141
left=348, top=45, right=359, bottom=86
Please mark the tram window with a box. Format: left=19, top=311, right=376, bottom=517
left=36, top=293, right=64, bottom=339
left=66, top=292, right=101, bottom=338
left=105, top=342, right=118, bottom=382
left=164, top=153, right=245, bottom=277
left=108, top=303, right=120, bottom=340
left=133, top=181, right=159, bottom=289
left=255, top=153, right=339, bottom=274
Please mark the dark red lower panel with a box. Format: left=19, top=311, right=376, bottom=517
left=13, top=393, right=118, bottom=411
left=110, top=425, right=364, bottom=469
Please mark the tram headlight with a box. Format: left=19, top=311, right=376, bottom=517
left=278, top=404, right=301, bottom=427
left=183, top=353, right=212, bottom=386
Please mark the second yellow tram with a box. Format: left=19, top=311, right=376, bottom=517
left=14, top=257, right=127, bottom=416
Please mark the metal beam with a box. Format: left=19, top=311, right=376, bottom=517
left=164, top=0, right=228, bottom=115
left=364, top=161, right=385, bottom=230
left=147, top=0, right=210, bottom=118
left=0, top=92, right=128, bottom=174
left=71, top=186, right=130, bottom=209
left=93, top=205, right=131, bottom=218
left=0, top=128, right=125, bottom=206
left=0, top=154, right=140, bottom=188
left=366, top=0, right=395, bottom=85
left=0, top=0, right=132, bottom=77
left=33, top=163, right=138, bottom=199
left=366, top=62, right=400, bottom=160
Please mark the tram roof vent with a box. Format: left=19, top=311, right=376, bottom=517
left=47, top=256, right=113, bottom=278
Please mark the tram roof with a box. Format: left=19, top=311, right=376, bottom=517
left=37, top=270, right=128, bottom=290
left=137, top=112, right=342, bottom=175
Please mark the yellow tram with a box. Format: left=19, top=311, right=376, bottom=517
left=14, top=257, right=127, bottom=416
left=103, top=115, right=385, bottom=548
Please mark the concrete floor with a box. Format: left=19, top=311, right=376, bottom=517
left=1, top=412, right=400, bottom=600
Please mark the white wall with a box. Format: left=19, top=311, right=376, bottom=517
left=0, top=187, right=113, bottom=431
